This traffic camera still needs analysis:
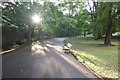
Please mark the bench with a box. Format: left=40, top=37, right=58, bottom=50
left=63, top=43, right=72, bottom=53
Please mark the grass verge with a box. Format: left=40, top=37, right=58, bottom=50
left=66, top=36, right=118, bottom=78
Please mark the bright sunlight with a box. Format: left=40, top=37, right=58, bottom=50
left=32, top=14, right=42, bottom=24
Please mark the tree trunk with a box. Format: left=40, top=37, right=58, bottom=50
left=104, top=3, right=113, bottom=45
left=84, top=30, right=86, bottom=36
left=95, top=32, right=102, bottom=40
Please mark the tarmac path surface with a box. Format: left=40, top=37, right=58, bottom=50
left=2, top=38, right=99, bottom=79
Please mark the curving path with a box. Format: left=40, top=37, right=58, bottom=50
left=2, top=38, right=100, bottom=79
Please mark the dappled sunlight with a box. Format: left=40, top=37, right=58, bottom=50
left=43, top=41, right=96, bottom=77
left=31, top=39, right=64, bottom=56
left=31, top=41, right=49, bottom=56
left=43, top=46, right=50, bottom=52
left=31, top=44, right=45, bottom=55
left=2, top=0, right=119, bottom=78
left=30, top=38, right=118, bottom=78
left=45, top=43, right=54, bottom=48
left=45, top=42, right=63, bottom=53
left=45, top=41, right=55, bottom=45
left=72, top=50, right=118, bottom=78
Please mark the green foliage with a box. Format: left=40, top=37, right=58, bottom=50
left=2, top=1, right=119, bottom=50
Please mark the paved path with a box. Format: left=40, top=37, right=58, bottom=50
left=2, top=38, right=99, bottom=79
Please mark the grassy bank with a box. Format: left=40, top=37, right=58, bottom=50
left=66, top=36, right=118, bottom=78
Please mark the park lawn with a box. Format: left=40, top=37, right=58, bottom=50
left=66, top=36, right=118, bottom=78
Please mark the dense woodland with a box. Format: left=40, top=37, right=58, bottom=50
left=1, top=1, right=120, bottom=50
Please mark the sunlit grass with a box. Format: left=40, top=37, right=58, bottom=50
left=66, top=36, right=118, bottom=78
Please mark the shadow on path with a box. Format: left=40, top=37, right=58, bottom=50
left=2, top=38, right=99, bottom=79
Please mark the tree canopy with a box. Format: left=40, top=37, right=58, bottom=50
left=1, top=1, right=120, bottom=50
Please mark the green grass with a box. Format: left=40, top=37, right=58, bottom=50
left=66, top=36, right=118, bottom=78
